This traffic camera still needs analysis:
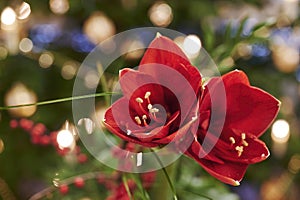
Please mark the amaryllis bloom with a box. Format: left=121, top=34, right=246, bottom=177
left=185, top=70, right=280, bottom=186
left=103, top=34, right=201, bottom=147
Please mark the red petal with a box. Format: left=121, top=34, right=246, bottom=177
left=139, top=35, right=202, bottom=93
left=191, top=156, right=248, bottom=186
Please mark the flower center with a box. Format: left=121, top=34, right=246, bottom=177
left=134, top=91, right=160, bottom=126
left=229, top=133, right=249, bottom=157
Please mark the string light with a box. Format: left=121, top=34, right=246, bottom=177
left=183, top=35, right=202, bottom=59
left=56, top=121, right=76, bottom=150
left=39, top=52, right=54, bottom=68
left=61, top=61, right=78, bottom=80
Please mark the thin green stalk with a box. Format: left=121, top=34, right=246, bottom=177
left=150, top=148, right=178, bottom=200
left=177, top=188, right=213, bottom=200
left=122, top=174, right=133, bottom=200
left=0, top=92, right=116, bottom=110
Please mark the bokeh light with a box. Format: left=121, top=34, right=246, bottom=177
left=19, top=38, right=33, bottom=53
left=56, top=129, right=74, bottom=149
left=149, top=2, right=173, bottom=27
left=1, top=7, right=16, bottom=27
left=0, top=139, right=4, bottom=154
left=49, top=0, right=70, bottom=15
left=61, top=61, right=78, bottom=80
left=271, top=119, right=290, bottom=143
left=272, top=45, right=299, bottom=73
left=39, top=52, right=54, bottom=68
left=121, top=38, right=145, bottom=60
left=84, top=70, right=99, bottom=89
left=83, top=12, right=116, bottom=44
left=0, top=46, right=8, bottom=60
left=183, top=35, right=202, bottom=59
left=4, top=83, right=37, bottom=117
left=17, top=2, right=31, bottom=20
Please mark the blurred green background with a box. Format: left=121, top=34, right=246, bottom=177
left=0, top=0, right=300, bottom=199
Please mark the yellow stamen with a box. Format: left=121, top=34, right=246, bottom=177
left=229, top=137, right=236, bottom=144
left=134, top=116, right=141, bottom=125
left=235, top=146, right=244, bottom=157
left=242, top=140, right=249, bottom=147
left=136, top=97, right=143, bottom=103
left=144, top=91, right=151, bottom=99
left=142, top=115, right=148, bottom=126
left=241, top=133, right=246, bottom=140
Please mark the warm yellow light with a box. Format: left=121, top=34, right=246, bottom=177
left=49, top=0, right=70, bottom=15
left=1, top=7, right=16, bottom=26
left=19, top=38, right=33, bottom=53
left=183, top=35, right=202, bottom=58
left=0, top=46, right=8, bottom=60
left=149, top=2, right=173, bottom=27
left=0, top=139, right=4, bottom=154
left=61, top=61, right=78, bottom=80
left=84, top=70, right=99, bottom=89
left=83, top=12, right=116, bottom=44
left=17, top=2, right=31, bottom=20
left=272, top=45, right=299, bottom=73
left=121, top=39, right=145, bottom=60
left=4, top=83, right=37, bottom=117
left=39, top=52, right=54, bottom=68
left=271, top=119, right=290, bottom=143
left=57, top=129, right=74, bottom=149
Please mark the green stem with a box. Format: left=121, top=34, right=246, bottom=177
left=150, top=148, right=178, bottom=200
left=122, top=174, right=133, bottom=200
left=0, top=92, right=116, bottom=110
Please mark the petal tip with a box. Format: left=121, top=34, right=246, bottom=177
left=156, top=32, right=162, bottom=38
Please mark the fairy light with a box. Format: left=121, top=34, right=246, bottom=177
left=19, top=38, right=33, bottom=53
left=84, top=70, right=99, bottom=89
left=49, top=0, right=70, bottom=15
left=271, top=119, right=290, bottom=143
left=121, top=38, right=145, bottom=60
left=61, top=61, right=78, bottom=80
left=1, top=7, right=16, bottom=26
left=183, top=35, right=202, bottom=59
left=149, top=2, right=173, bottom=27
left=17, top=2, right=31, bottom=20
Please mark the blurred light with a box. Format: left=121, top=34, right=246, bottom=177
left=288, top=154, right=300, bottom=174
left=183, top=35, right=201, bottom=59
left=121, top=39, right=145, bottom=60
left=19, top=38, right=33, bottom=53
left=220, top=57, right=235, bottom=68
left=61, top=61, right=78, bottom=80
left=0, top=46, right=8, bottom=60
left=1, top=7, right=16, bottom=26
left=282, top=0, right=299, bottom=21
left=83, top=12, right=116, bottom=44
left=57, top=130, right=74, bottom=149
left=84, top=70, right=99, bottom=89
left=149, top=2, right=173, bottom=27
left=236, top=42, right=252, bottom=59
left=280, top=96, right=294, bottom=115
left=78, top=118, right=95, bottom=135
left=0, top=139, right=4, bottom=154
left=254, top=26, right=270, bottom=38
left=4, top=83, right=37, bottom=117
left=49, top=0, right=70, bottom=15
left=17, top=2, right=31, bottom=20
left=71, top=30, right=95, bottom=52
left=272, top=45, right=299, bottom=73
left=251, top=44, right=270, bottom=58
left=39, top=52, right=54, bottom=68
left=271, top=119, right=290, bottom=143
left=30, top=24, right=61, bottom=46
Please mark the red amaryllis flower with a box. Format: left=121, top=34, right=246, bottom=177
left=185, top=70, right=280, bottom=186
left=103, top=35, right=201, bottom=147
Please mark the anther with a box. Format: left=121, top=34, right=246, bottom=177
left=147, top=104, right=153, bottom=110
left=144, top=92, right=151, bottom=99
left=136, top=97, right=143, bottom=103
left=142, top=115, right=148, bottom=126
left=150, top=108, right=159, bottom=113
left=229, top=137, right=236, bottom=144
left=134, top=116, right=142, bottom=125
left=241, top=133, right=246, bottom=140
left=235, top=146, right=244, bottom=157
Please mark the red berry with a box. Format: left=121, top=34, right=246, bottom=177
left=40, top=135, right=51, bottom=146
left=10, top=119, right=18, bottom=128
left=59, top=184, right=69, bottom=195
left=31, top=123, right=46, bottom=136
left=74, top=177, right=85, bottom=188
left=77, top=153, right=88, bottom=163
left=19, top=118, right=34, bottom=131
